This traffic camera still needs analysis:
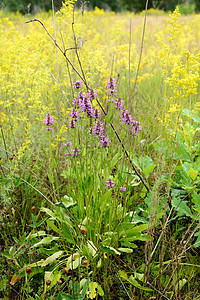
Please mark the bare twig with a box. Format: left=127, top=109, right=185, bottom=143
left=132, top=0, right=149, bottom=99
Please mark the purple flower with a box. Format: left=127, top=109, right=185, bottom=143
left=114, top=98, right=124, bottom=110
left=69, top=109, right=79, bottom=121
left=106, top=77, right=117, bottom=100
left=87, top=89, right=97, bottom=100
left=120, top=185, right=127, bottom=192
left=131, top=121, right=142, bottom=136
left=120, top=110, right=132, bottom=125
left=65, top=147, right=81, bottom=156
left=99, top=136, right=110, bottom=148
left=105, top=179, right=115, bottom=188
left=71, top=147, right=81, bottom=155
left=69, top=119, right=76, bottom=128
left=63, top=142, right=72, bottom=148
left=73, top=97, right=77, bottom=108
left=93, top=109, right=101, bottom=118
left=73, top=80, right=83, bottom=89
left=92, top=120, right=104, bottom=136
left=44, top=114, right=54, bottom=131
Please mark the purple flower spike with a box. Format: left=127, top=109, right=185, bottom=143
left=69, top=119, right=76, bottom=128
left=87, top=89, right=97, bottom=100
left=71, top=147, right=81, bottom=155
left=120, top=185, right=127, bottom=192
left=73, top=97, right=77, bottom=108
left=114, top=98, right=124, bottom=110
left=44, top=114, right=54, bottom=131
left=131, top=121, right=142, bottom=136
left=73, top=80, right=83, bottom=89
left=105, top=179, right=115, bottom=188
left=69, top=109, right=79, bottom=121
left=92, top=120, right=104, bottom=136
left=120, top=110, right=132, bottom=125
left=93, top=109, right=101, bottom=118
left=106, top=77, right=117, bottom=100
left=63, top=142, right=72, bottom=148
left=99, top=136, right=110, bottom=148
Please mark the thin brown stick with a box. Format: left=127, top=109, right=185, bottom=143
left=132, top=0, right=149, bottom=99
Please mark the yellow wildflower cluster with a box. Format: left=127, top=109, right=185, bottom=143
left=0, top=5, right=199, bottom=161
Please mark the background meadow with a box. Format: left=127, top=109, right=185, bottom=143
left=0, top=1, right=200, bottom=299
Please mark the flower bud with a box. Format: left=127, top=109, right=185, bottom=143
left=25, top=266, right=32, bottom=275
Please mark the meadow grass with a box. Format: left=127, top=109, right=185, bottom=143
left=0, top=3, right=200, bottom=299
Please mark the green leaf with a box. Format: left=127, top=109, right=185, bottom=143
left=48, top=173, right=54, bottom=185
left=32, top=236, right=59, bottom=247
left=128, top=276, right=153, bottom=292
left=97, top=284, right=104, bottom=296
left=51, top=157, right=58, bottom=169
left=62, top=223, right=75, bottom=244
left=87, top=241, right=97, bottom=257
left=187, top=168, right=198, bottom=180
left=101, top=245, right=121, bottom=255
left=171, top=198, right=193, bottom=218
left=57, top=292, right=84, bottom=300
left=88, top=282, right=98, bottom=299
left=41, top=251, right=63, bottom=267
left=41, top=207, right=56, bottom=219
left=140, top=155, right=156, bottom=177
left=67, top=253, right=82, bottom=270
left=46, top=219, right=60, bottom=233
left=118, top=247, right=133, bottom=253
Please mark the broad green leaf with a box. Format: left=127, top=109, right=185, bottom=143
left=32, top=236, right=59, bottom=247
left=50, top=271, right=61, bottom=289
left=29, top=259, right=45, bottom=267
left=101, top=245, right=121, bottom=255
left=62, top=223, right=75, bottom=244
left=171, top=198, right=193, bottom=218
left=30, top=231, right=46, bottom=238
left=119, top=270, right=128, bottom=280
left=175, top=279, right=187, bottom=290
left=46, top=220, right=60, bottom=233
left=194, top=230, right=200, bottom=248
left=140, top=155, right=156, bottom=177
left=88, top=282, right=98, bottom=299
left=41, top=251, right=63, bottom=267
left=58, top=292, right=84, bottom=300
left=187, top=168, right=198, bottom=180
left=47, top=173, right=54, bottom=185
left=41, top=207, right=56, bottom=219
left=67, top=253, right=82, bottom=270
left=87, top=241, right=97, bottom=257
left=97, top=284, right=104, bottom=296
left=118, top=248, right=133, bottom=253
left=128, top=276, right=153, bottom=292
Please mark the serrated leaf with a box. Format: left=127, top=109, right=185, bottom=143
left=41, top=251, right=63, bottom=267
